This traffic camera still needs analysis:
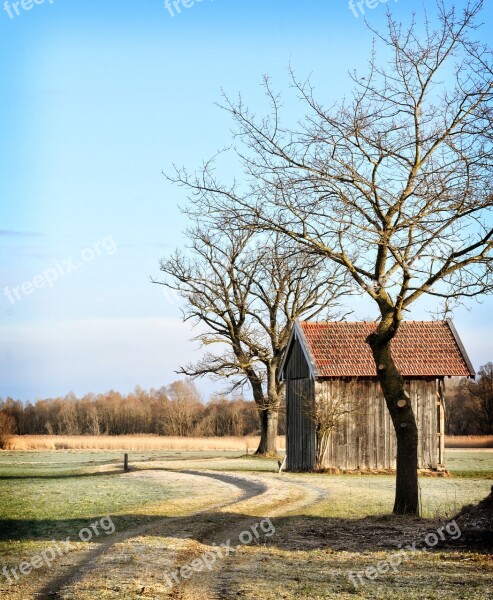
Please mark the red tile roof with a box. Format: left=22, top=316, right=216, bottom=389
left=298, top=320, right=474, bottom=378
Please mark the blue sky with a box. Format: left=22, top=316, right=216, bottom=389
left=1, top=0, right=492, bottom=402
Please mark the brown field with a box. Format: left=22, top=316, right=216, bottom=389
left=445, top=435, right=493, bottom=448
left=4, top=434, right=287, bottom=452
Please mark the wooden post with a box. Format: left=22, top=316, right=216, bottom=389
left=278, top=455, right=287, bottom=473
left=437, top=380, right=445, bottom=469
left=124, top=453, right=129, bottom=472
left=439, top=403, right=445, bottom=467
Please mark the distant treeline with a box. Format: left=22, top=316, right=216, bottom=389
left=446, top=364, right=493, bottom=436
left=0, top=380, right=284, bottom=439
left=1, top=364, right=491, bottom=441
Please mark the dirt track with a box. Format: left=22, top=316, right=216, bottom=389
left=39, top=468, right=327, bottom=599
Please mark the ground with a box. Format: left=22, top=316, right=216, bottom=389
left=0, top=449, right=492, bottom=599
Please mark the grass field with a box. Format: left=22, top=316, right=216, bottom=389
left=0, top=448, right=491, bottom=599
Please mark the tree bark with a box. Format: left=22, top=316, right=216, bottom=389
left=256, top=408, right=279, bottom=455
left=255, top=364, right=280, bottom=455
left=243, top=371, right=278, bottom=455
left=367, top=324, right=420, bottom=516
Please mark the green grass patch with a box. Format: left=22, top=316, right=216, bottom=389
left=0, top=450, right=243, bottom=542
left=445, top=449, right=493, bottom=479
left=0, top=448, right=491, bottom=599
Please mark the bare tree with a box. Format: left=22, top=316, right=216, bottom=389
left=1, top=387, right=263, bottom=438
left=444, top=378, right=472, bottom=435
left=169, top=2, right=493, bottom=512
left=0, top=411, right=15, bottom=449
left=162, top=380, right=203, bottom=436
left=156, top=224, right=346, bottom=455
left=468, top=363, right=493, bottom=434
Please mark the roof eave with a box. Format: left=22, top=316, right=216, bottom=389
left=446, top=318, right=476, bottom=379
left=296, top=321, right=319, bottom=380
left=278, top=320, right=319, bottom=382
left=277, top=323, right=296, bottom=382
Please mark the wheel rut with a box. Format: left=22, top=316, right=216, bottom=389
left=166, top=475, right=328, bottom=600
left=38, top=470, right=326, bottom=599
left=37, top=470, right=266, bottom=599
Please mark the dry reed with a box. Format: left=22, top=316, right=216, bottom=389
left=5, top=435, right=286, bottom=452
left=444, top=435, right=493, bottom=449
left=5, top=434, right=490, bottom=451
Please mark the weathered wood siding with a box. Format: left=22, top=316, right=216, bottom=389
left=318, top=378, right=439, bottom=470
left=284, top=333, right=440, bottom=471
left=284, top=335, right=316, bottom=471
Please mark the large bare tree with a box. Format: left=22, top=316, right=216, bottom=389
left=169, top=1, right=493, bottom=512
left=156, top=225, right=346, bottom=455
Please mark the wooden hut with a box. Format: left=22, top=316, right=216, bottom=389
left=279, top=320, right=475, bottom=472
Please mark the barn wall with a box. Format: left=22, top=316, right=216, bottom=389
left=284, top=335, right=316, bottom=471
left=283, top=332, right=440, bottom=471
left=318, top=378, right=438, bottom=470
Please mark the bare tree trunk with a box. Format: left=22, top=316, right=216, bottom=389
left=255, top=365, right=279, bottom=455
left=244, top=371, right=276, bottom=455
left=256, top=408, right=279, bottom=455
left=367, top=327, right=419, bottom=516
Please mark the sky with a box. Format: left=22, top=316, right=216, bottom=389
left=1, top=0, right=492, bottom=402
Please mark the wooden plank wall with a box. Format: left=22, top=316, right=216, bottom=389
left=318, top=378, right=438, bottom=470
left=286, top=378, right=316, bottom=470
left=285, top=336, right=316, bottom=470
left=284, top=334, right=440, bottom=471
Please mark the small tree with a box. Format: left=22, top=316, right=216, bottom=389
left=444, top=378, right=471, bottom=435
left=303, top=380, right=364, bottom=471
left=162, top=380, right=203, bottom=436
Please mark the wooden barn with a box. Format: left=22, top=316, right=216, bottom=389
left=279, top=320, right=475, bottom=472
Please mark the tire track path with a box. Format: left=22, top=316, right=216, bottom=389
left=38, top=470, right=267, bottom=599
left=40, top=470, right=327, bottom=599
left=166, top=474, right=328, bottom=600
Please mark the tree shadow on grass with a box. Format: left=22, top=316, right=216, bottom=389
left=4, top=507, right=491, bottom=600
left=0, top=469, right=124, bottom=481
left=2, top=511, right=489, bottom=551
